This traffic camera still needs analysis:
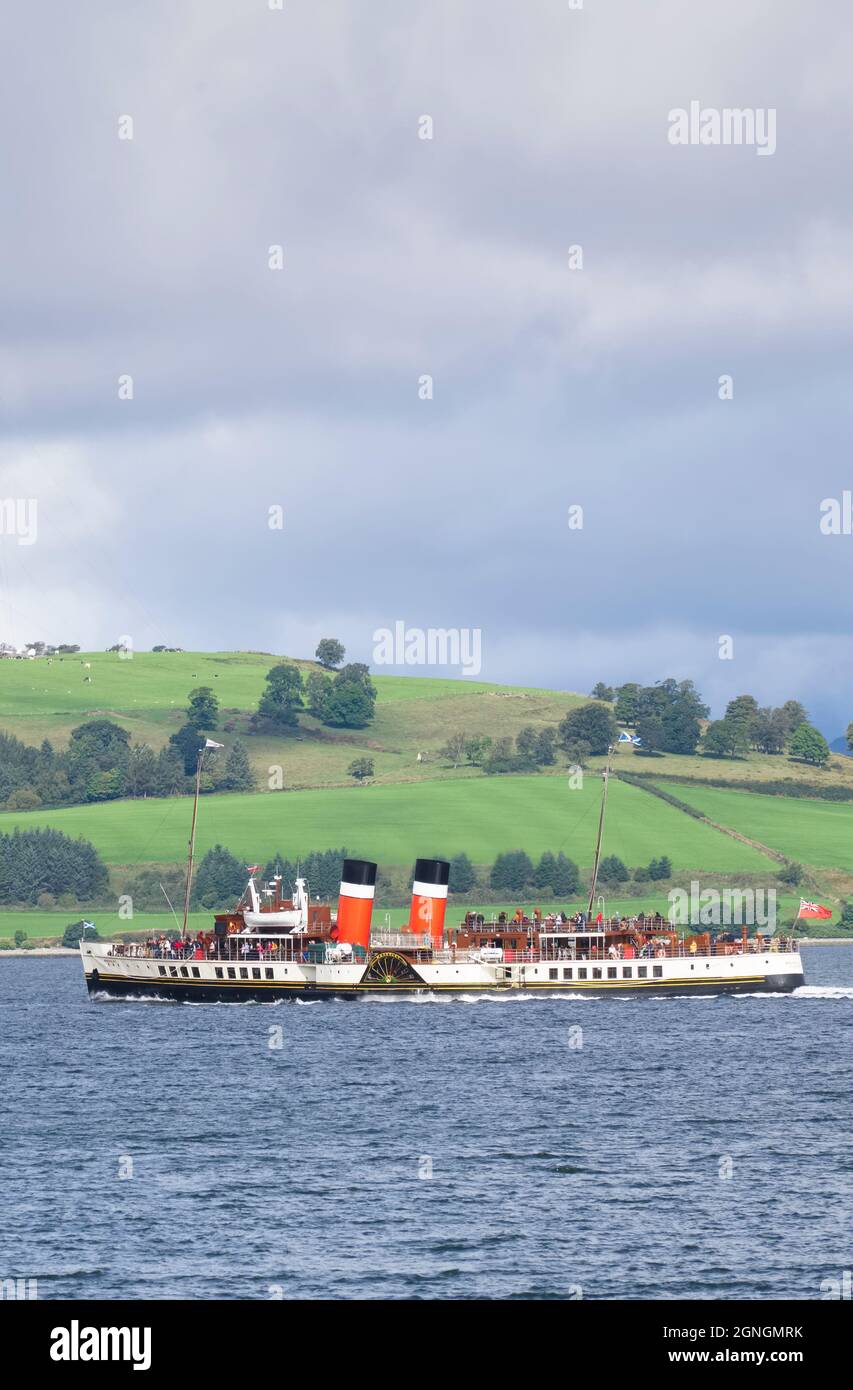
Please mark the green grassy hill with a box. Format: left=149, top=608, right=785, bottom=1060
left=0, top=774, right=773, bottom=871
left=1, top=651, right=852, bottom=943
left=654, top=782, right=853, bottom=872
left=0, top=649, right=582, bottom=790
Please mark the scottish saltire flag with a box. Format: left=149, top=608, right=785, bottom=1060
left=618, top=730, right=633, bottom=742
left=632, top=735, right=642, bottom=746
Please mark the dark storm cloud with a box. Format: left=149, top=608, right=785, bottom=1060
left=2, top=0, right=853, bottom=731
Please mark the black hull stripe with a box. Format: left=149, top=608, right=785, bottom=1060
left=87, top=973, right=804, bottom=1002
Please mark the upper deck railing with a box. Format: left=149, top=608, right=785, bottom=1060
left=99, top=935, right=799, bottom=965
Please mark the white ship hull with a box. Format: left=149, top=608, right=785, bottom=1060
left=81, top=941, right=805, bottom=1002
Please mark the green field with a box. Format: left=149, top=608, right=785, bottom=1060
left=0, top=910, right=211, bottom=942
left=3, top=649, right=853, bottom=939
left=0, top=649, right=582, bottom=791
left=659, top=782, right=853, bottom=872
left=0, top=775, right=771, bottom=872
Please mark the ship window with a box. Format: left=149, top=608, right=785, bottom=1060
left=638, top=966, right=647, bottom=979
left=240, top=967, right=248, bottom=979
left=191, top=967, right=200, bottom=978
left=593, top=968, right=602, bottom=979
left=158, top=966, right=167, bottom=976
left=215, top=968, right=223, bottom=979
left=622, top=967, right=632, bottom=978
left=653, top=965, right=663, bottom=978
left=578, top=968, right=587, bottom=980
left=169, top=966, right=178, bottom=977
left=180, top=967, right=188, bottom=977
left=252, top=968, right=261, bottom=980
left=227, top=967, right=236, bottom=979
left=265, top=968, right=273, bottom=980
left=549, top=968, right=558, bottom=980
left=607, top=967, right=617, bottom=979
left=563, top=968, right=572, bottom=980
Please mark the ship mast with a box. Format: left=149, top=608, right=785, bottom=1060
left=181, top=740, right=220, bottom=939
left=586, top=744, right=614, bottom=921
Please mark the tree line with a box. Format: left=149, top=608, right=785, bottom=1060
left=0, top=717, right=256, bottom=812
left=0, top=828, right=108, bottom=906
left=580, top=682, right=830, bottom=766
left=190, top=844, right=676, bottom=911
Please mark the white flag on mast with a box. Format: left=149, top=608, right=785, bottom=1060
left=205, top=738, right=224, bottom=749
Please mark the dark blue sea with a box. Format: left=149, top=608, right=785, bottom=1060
left=1, top=950, right=851, bottom=1301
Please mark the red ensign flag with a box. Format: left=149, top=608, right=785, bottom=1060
left=797, top=899, right=832, bottom=919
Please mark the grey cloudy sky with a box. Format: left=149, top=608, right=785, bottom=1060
left=2, top=1, right=853, bottom=731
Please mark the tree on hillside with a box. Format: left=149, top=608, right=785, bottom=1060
left=464, top=735, right=493, bottom=766
left=635, top=680, right=708, bottom=753
left=614, top=683, right=641, bottom=725
left=534, top=851, right=557, bottom=891
left=635, top=714, right=665, bottom=753
left=186, top=686, right=219, bottom=731
left=68, top=719, right=130, bottom=764
left=490, top=850, right=535, bottom=894
left=703, top=719, right=749, bottom=759
left=724, top=694, right=760, bottom=729
left=846, top=721, right=853, bottom=752
left=0, top=827, right=109, bottom=904
left=648, top=855, right=672, bottom=881
left=591, top=683, right=614, bottom=702
left=255, top=663, right=304, bottom=730
left=750, top=707, right=788, bottom=754
left=449, top=852, right=476, bottom=893
left=347, top=756, right=374, bottom=781
left=222, top=740, right=255, bottom=792
left=788, top=722, right=830, bottom=767
left=534, top=728, right=557, bottom=765
left=516, top=726, right=558, bottom=768
left=169, top=723, right=206, bottom=775
left=154, top=745, right=187, bottom=795
left=780, top=700, right=808, bottom=737
left=660, top=705, right=700, bottom=755
left=305, top=671, right=332, bottom=719
left=322, top=664, right=377, bottom=729
left=440, top=732, right=467, bottom=768
left=484, top=736, right=516, bottom=774
left=315, top=638, right=345, bottom=669
left=194, top=844, right=247, bottom=909
left=598, top=855, right=628, bottom=885
left=126, top=743, right=158, bottom=797
left=552, top=852, right=580, bottom=897
left=558, top=703, right=617, bottom=757
left=62, top=920, right=100, bottom=947
left=561, top=738, right=592, bottom=769
left=777, top=861, right=802, bottom=887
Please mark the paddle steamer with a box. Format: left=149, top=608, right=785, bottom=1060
left=80, top=747, right=805, bottom=1002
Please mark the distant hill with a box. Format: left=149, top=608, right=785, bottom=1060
left=0, top=649, right=584, bottom=791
